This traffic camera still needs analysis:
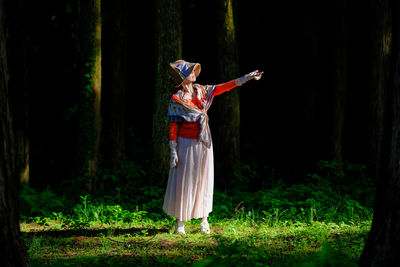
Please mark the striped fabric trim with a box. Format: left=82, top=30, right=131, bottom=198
left=168, top=84, right=216, bottom=148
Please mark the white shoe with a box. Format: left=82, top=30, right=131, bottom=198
left=174, top=220, right=185, bottom=235
left=200, top=220, right=210, bottom=234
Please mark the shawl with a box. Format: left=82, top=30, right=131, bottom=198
left=168, top=84, right=216, bottom=148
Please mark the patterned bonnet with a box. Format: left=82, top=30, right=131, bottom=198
left=169, top=60, right=201, bottom=87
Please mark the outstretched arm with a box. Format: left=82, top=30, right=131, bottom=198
left=212, top=70, right=263, bottom=97
left=213, top=80, right=237, bottom=96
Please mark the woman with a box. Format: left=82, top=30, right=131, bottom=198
left=163, top=60, right=263, bottom=234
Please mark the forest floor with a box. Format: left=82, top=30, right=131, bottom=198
left=20, top=160, right=373, bottom=266
left=21, top=218, right=369, bottom=266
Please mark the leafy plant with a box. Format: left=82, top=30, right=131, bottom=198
left=70, top=194, right=148, bottom=227
left=19, top=185, right=65, bottom=218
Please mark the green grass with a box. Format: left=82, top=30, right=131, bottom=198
left=22, top=218, right=369, bottom=266
left=20, top=160, right=373, bottom=266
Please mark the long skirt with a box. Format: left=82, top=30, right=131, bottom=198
left=163, top=137, right=214, bottom=221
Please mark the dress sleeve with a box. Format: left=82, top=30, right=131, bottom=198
left=212, top=80, right=238, bottom=96
left=169, top=122, right=178, bottom=141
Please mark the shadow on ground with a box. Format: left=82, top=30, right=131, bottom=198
left=22, top=227, right=169, bottom=238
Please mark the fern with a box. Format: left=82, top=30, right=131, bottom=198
left=20, top=185, right=64, bottom=218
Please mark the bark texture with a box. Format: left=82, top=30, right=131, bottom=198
left=359, top=1, right=400, bottom=265
left=77, top=0, right=102, bottom=191
left=151, top=0, right=182, bottom=184
left=102, top=0, right=128, bottom=169
left=363, top=0, right=392, bottom=178
left=0, top=0, right=30, bottom=264
left=215, top=0, right=241, bottom=189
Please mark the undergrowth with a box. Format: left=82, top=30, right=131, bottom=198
left=19, top=160, right=374, bottom=266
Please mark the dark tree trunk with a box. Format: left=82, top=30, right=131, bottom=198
left=330, top=0, right=348, bottom=163
left=0, top=0, right=30, bottom=265
left=359, top=2, right=400, bottom=266
left=151, top=0, right=182, bottom=184
left=77, top=0, right=102, bottom=191
left=101, top=0, right=127, bottom=169
left=8, top=0, right=29, bottom=184
left=214, top=0, right=241, bottom=189
left=363, top=0, right=392, bottom=178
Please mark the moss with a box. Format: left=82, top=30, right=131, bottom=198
left=78, top=0, right=102, bottom=187
left=224, top=0, right=236, bottom=42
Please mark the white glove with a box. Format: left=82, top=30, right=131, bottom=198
left=235, top=70, right=263, bottom=86
left=170, top=141, right=178, bottom=168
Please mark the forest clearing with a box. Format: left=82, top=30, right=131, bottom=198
left=23, top=220, right=369, bottom=266
left=20, top=161, right=372, bottom=266
left=2, top=0, right=400, bottom=265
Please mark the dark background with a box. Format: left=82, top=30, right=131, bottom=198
left=25, top=0, right=371, bottom=189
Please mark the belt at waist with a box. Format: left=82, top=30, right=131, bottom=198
left=179, top=121, right=200, bottom=139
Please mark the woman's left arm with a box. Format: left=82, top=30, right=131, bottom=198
left=213, top=80, right=237, bottom=96
left=212, top=70, right=263, bottom=97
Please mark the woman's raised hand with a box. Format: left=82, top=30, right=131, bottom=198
left=252, top=70, right=264, bottom=80
left=235, top=70, right=264, bottom=86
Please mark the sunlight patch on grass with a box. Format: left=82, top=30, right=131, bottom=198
left=23, top=219, right=370, bottom=266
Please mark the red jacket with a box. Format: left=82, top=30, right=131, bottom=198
left=169, top=80, right=237, bottom=141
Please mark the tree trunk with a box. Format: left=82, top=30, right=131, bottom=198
left=360, top=2, right=400, bottom=265
left=7, top=0, right=29, bottom=184
left=359, top=1, right=399, bottom=265
left=363, top=0, right=392, bottom=178
left=151, top=0, right=182, bottom=184
left=77, top=0, right=102, bottom=191
left=101, top=0, right=127, bottom=170
left=214, top=0, right=241, bottom=189
left=0, top=0, right=30, bottom=265
left=330, top=0, right=348, bottom=163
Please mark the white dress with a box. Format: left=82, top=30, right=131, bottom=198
left=163, top=137, right=214, bottom=221
left=163, top=84, right=218, bottom=221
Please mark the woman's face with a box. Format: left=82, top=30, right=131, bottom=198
left=184, top=71, right=196, bottom=84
